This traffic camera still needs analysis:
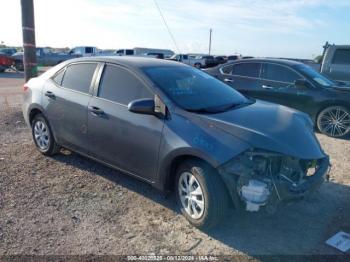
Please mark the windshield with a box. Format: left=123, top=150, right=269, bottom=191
left=295, top=64, right=336, bottom=87
left=144, top=66, right=249, bottom=112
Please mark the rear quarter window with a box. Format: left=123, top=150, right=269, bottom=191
left=221, top=64, right=234, bottom=74
left=52, top=69, right=65, bottom=85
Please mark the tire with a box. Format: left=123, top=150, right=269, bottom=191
left=31, top=114, right=60, bottom=156
left=317, top=106, right=350, bottom=138
left=175, top=159, right=229, bottom=229
left=14, top=61, right=24, bottom=72
left=194, top=63, right=201, bottom=69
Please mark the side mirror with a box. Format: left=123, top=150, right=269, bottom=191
left=294, top=79, right=309, bottom=89
left=128, top=98, right=156, bottom=115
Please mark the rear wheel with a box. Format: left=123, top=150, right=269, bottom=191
left=31, top=114, right=60, bottom=155
left=317, top=106, right=350, bottom=138
left=175, top=160, right=229, bottom=229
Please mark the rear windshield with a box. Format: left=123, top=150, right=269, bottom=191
left=295, top=64, right=336, bottom=87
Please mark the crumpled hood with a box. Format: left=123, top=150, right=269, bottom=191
left=197, top=100, right=326, bottom=159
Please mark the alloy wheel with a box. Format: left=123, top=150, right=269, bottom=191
left=33, top=120, right=50, bottom=150
left=178, top=171, right=205, bottom=219
left=318, top=106, right=350, bottom=137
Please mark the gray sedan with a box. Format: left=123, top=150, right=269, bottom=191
left=22, top=57, right=330, bottom=228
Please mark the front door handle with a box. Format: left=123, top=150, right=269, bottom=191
left=224, top=78, right=234, bottom=83
left=88, top=106, right=104, bottom=116
left=45, top=91, right=55, bottom=98
left=262, top=85, right=273, bottom=89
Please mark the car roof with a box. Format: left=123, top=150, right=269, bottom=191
left=227, top=58, right=304, bottom=66
left=65, top=56, right=184, bottom=69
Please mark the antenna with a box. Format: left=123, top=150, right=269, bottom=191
left=153, top=0, right=181, bottom=53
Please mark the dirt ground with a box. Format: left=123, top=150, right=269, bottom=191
left=0, top=72, right=349, bottom=259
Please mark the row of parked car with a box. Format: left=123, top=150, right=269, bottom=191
left=2, top=43, right=349, bottom=139
left=0, top=45, right=245, bottom=72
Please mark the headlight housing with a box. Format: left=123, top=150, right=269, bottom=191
left=218, top=149, right=282, bottom=177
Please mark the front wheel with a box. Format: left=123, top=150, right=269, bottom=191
left=317, top=106, right=350, bottom=138
left=175, top=160, right=229, bottom=229
left=31, top=114, right=60, bottom=156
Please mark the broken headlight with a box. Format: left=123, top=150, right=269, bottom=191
left=219, top=149, right=281, bottom=177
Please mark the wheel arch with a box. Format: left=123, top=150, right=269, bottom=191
left=29, top=107, right=43, bottom=124
left=160, top=152, right=236, bottom=210
left=168, top=155, right=210, bottom=192
left=27, top=105, right=59, bottom=142
left=27, top=104, right=46, bottom=124
left=157, top=149, right=220, bottom=193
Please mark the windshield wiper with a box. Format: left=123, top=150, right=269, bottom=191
left=187, top=103, right=243, bottom=114
left=186, top=108, right=216, bottom=113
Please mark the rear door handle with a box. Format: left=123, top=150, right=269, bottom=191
left=262, top=85, right=273, bottom=89
left=88, top=106, right=104, bottom=116
left=45, top=91, right=55, bottom=98
left=224, top=78, right=234, bottom=83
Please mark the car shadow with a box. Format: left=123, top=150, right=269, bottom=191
left=52, top=150, right=350, bottom=258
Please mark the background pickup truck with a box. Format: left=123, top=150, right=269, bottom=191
left=11, top=48, right=79, bottom=71
left=318, top=43, right=350, bottom=85
left=69, top=46, right=99, bottom=57
left=168, top=54, right=206, bottom=68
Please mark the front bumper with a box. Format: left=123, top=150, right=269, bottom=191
left=219, top=156, right=331, bottom=212
left=276, top=156, right=330, bottom=200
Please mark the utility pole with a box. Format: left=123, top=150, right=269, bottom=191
left=208, top=28, right=212, bottom=55
left=20, top=0, right=37, bottom=82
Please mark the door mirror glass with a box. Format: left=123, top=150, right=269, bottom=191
left=295, top=79, right=309, bottom=89
left=128, top=98, right=155, bottom=115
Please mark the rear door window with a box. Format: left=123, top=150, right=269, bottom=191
left=61, top=63, right=97, bottom=94
left=332, top=49, right=350, bottom=65
left=231, top=63, right=261, bottom=78
left=221, top=64, right=234, bottom=74
left=98, top=64, right=153, bottom=105
left=263, top=63, right=301, bottom=83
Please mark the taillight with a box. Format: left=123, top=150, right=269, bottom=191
left=23, top=83, right=29, bottom=92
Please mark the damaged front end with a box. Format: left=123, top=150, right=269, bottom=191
left=218, top=149, right=330, bottom=213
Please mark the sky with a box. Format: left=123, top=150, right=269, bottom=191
left=1, top=0, right=349, bottom=58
